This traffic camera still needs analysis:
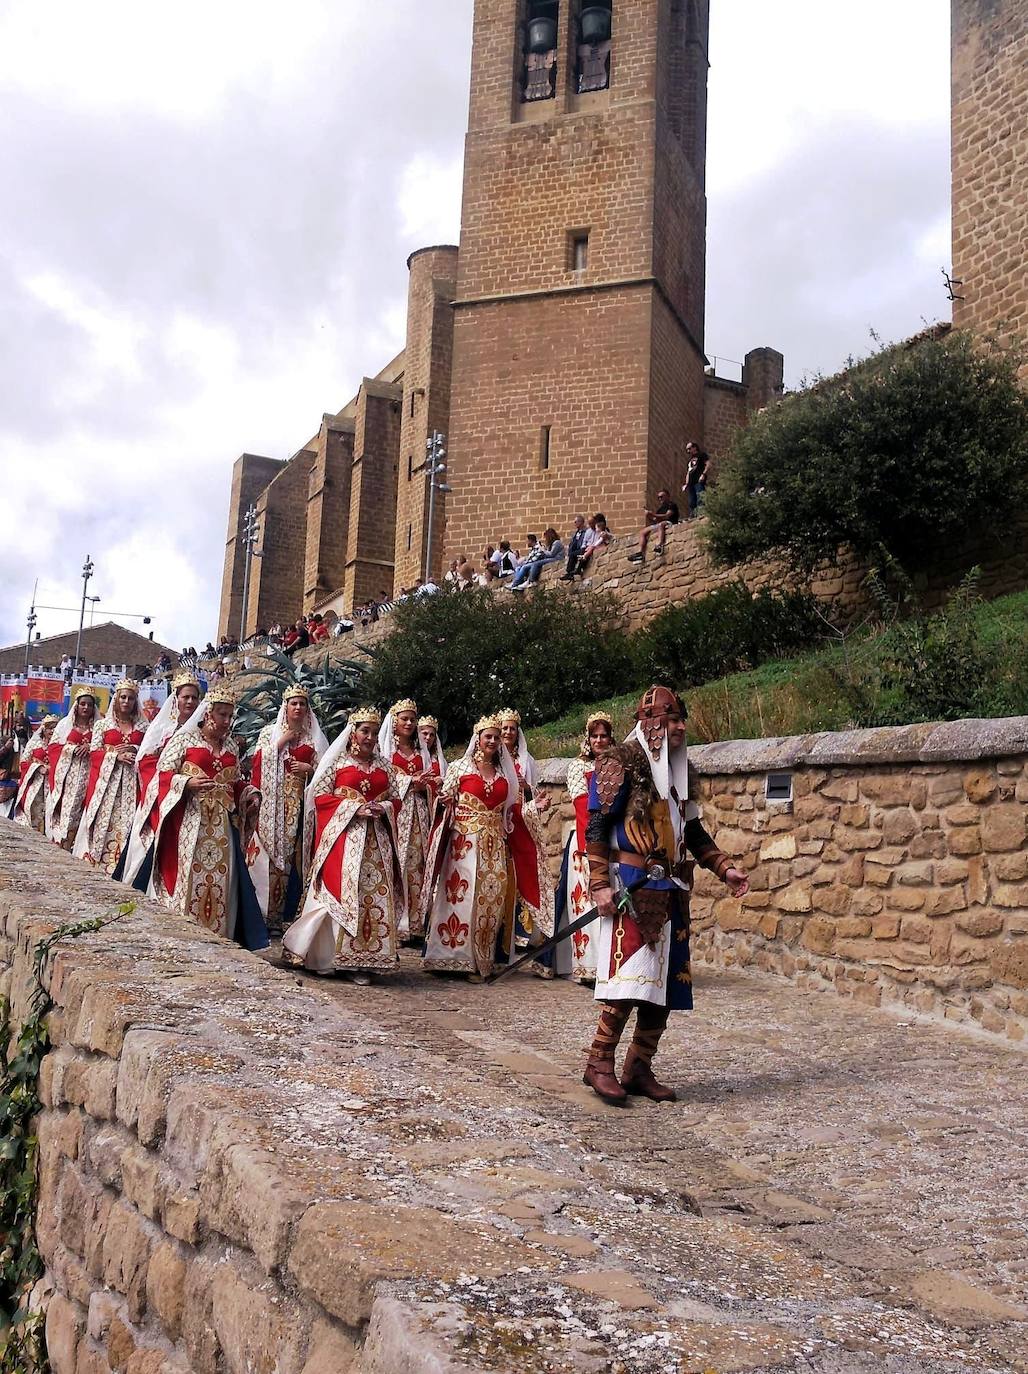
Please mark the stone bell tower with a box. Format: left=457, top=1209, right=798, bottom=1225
left=443, top=0, right=710, bottom=563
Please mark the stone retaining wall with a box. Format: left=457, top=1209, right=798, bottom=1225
left=0, top=831, right=569, bottom=1374
left=536, top=717, right=1028, bottom=1042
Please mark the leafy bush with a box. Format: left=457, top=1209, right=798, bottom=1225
left=361, top=587, right=634, bottom=739
left=631, top=581, right=825, bottom=687
left=233, top=649, right=368, bottom=752
left=705, top=332, right=1028, bottom=575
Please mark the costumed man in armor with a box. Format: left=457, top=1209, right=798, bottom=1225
left=378, top=699, right=437, bottom=943
left=46, top=690, right=98, bottom=849
left=282, top=707, right=404, bottom=983
left=246, top=685, right=328, bottom=931
left=12, top=715, right=59, bottom=832
left=149, top=686, right=268, bottom=950
left=496, top=707, right=554, bottom=956
left=583, top=686, right=751, bottom=1105
left=74, top=680, right=147, bottom=874
left=118, top=671, right=202, bottom=889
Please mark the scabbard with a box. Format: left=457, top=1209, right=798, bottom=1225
left=485, top=876, right=648, bottom=985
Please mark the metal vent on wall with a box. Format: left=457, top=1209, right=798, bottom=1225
left=765, top=772, right=793, bottom=803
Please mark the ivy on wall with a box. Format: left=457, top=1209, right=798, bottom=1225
left=0, top=901, right=135, bottom=1374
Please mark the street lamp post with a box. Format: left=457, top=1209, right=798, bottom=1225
left=422, top=431, right=451, bottom=585
left=73, top=556, right=95, bottom=676
left=239, top=504, right=261, bottom=643
left=23, top=582, right=38, bottom=678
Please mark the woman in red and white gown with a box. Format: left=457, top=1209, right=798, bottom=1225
left=13, top=715, right=58, bottom=832
left=547, top=711, right=613, bottom=982
left=419, top=715, right=447, bottom=786
left=282, top=707, right=404, bottom=982
left=496, top=708, right=555, bottom=954
left=421, top=716, right=520, bottom=978
left=74, top=681, right=147, bottom=874
left=245, top=686, right=328, bottom=931
left=46, top=690, right=98, bottom=849
left=149, top=688, right=267, bottom=950
left=119, top=672, right=202, bottom=889
left=378, top=699, right=437, bottom=942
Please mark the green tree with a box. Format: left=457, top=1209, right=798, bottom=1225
left=705, top=332, right=1028, bottom=575
left=361, top=587, right=634, bottom=740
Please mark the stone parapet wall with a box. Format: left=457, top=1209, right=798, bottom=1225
left=536, top=717, right=1028, bottom=1042
left=0, top=831, right=573, bottom=1374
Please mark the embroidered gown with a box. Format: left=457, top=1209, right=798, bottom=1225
left=541, top=757, right=600, bottom=982
left=149, top=728, right=268, bottom=950
left=505, top=758, right=555, bottom=952
left=74, top=722, right=145, bottom=874
left=46, top=728, right=92, bottom=849
left=421, top=766, right=517, bottom=977
left=118, top=720, right=181, bottom=889
left=282, top=758, right=404, bottom=974
left=13, top=741, right=49, bottom=833
left=390, top=748, right=436, bottom=940
left=245, top=729, right=318, bottom=928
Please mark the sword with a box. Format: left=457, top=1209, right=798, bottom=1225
left=485, top=875, right=650, bottom=985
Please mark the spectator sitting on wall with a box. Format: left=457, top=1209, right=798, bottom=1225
left=476, top=561, right=498, bottom=588
left=558, top=514, right=590, bottom=581
left=494, top=540, right=518, bottom=577
left=627, top=489, right=679, bottom=562
left=444, top=558, right=460, bottom=584
left=508, top=534, right=544, bottom=588
left=682, top=441, right=709, bottom=519
left=511, top=527, right=564, bottom=590
left=456, top=561, right=476, bottom=587
left=565, top=512, right=612, bottom=579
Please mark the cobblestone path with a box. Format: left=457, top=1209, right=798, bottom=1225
left=282, top=948, right=1028, bottom=1374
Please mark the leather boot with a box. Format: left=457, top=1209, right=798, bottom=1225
left=583, top=1056, right=628, bottom=1106
left=620, top=1046, right=677, bottom=1102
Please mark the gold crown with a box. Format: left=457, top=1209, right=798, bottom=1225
left=348, top=705, right=382, bottom=727
left=114, top=678, right=140, bottom=694
left=496, top=708, right=521, bottom=725
left=41, top=714, right=60, bottom=727
left=171, top=671, right=200, bottom=692
left=72, top=686, right=97, bottom=703
left=282, top=684, right=310, bottom=702
left=418, top=715, right=439, bottom=729
left=586, top=711, right=613, bottom=730
left=473, top=714, right=501, bottom=734
left=390, top=698, right=418, bottom=717
left=204, top=684, right=237, bottom=707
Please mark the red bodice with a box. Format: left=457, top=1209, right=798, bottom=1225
left=101, top=727, right=145, bottom=749
left=181, top=745, right=238, bottom=778
left=333, top=763, right=389, bottom=800
left=392, top=749, right=423, bottom=777
left=458, top=772, right=509, bottom=810
left=250, top=741, right=315, bottom=791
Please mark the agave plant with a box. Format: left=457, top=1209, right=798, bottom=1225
left=231, top=650, right=368, bottom=755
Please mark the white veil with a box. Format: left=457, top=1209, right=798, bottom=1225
left=52, top=690, right=99, bottom=747
left=99, top=685, right=148, bottom=735
left=378, top=706, right=431, bottom=770
left=419, top=722, right=447, bottom=774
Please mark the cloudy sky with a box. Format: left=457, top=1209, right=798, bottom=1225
left=1, top=0, right=951, bottom=654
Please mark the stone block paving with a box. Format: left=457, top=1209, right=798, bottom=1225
left=303, top=948, right=1028, bottom=1373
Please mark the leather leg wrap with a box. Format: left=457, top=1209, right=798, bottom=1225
left=629, top=1002, right=670, bottom=1067
left=588, top=1001, right=631, bottom=1064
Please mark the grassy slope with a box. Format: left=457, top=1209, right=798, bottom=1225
left=526, top=588, right=1028, bottom=759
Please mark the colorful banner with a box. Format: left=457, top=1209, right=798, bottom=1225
left=0, top=672, right=167, bottom=729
